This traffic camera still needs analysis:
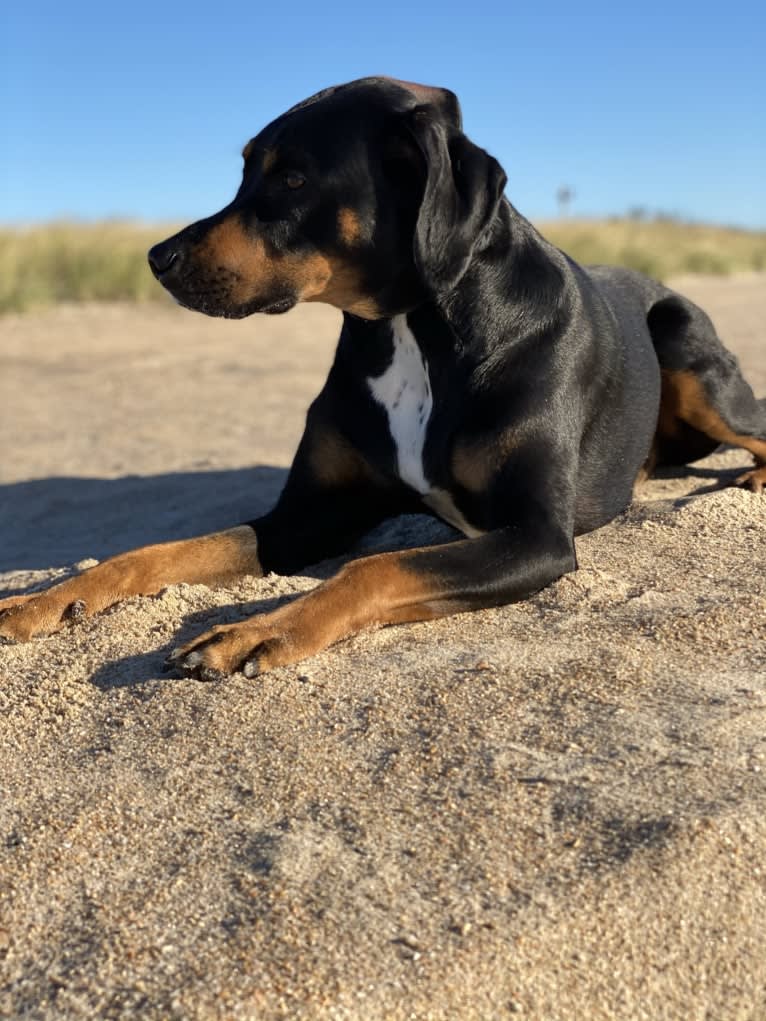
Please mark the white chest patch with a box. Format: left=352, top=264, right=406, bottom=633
left=367, top=315, right=433, bottom=494
left=367, top=316, right=486, bottom=539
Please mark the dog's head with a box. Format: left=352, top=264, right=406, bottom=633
left=148, top=77, right=506, bottom=320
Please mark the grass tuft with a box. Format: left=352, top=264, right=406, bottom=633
left=0, top=222, right=176, bottom=314
left=539, top=218, right=766, bottom=282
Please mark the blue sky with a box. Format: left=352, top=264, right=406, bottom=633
left=2, top=1, right=765, bottom=228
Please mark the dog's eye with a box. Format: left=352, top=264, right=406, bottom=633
left=285, top=172, right=306, bottom=190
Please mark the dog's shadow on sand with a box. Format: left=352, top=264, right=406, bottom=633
left=648, top=461, right=748, bottom=499
left=0, top=466, right=288, bottom=573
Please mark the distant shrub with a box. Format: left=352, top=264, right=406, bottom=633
left=540, top=218, right=765, bottom=282
left=616, top=247, right=663, bottom=279
left=0, top=222, right=176, bottom=313
left=681, top=251, right=730, bottom=275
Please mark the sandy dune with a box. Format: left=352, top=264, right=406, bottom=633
left=1, top=275, right=765, bottom=1019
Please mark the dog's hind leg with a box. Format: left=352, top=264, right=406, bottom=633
left=647, top=294, right=766, bottom=492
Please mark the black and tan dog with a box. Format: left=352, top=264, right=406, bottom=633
left=2, top=77, right=764, bottom=678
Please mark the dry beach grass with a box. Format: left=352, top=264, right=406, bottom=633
left=2, top=219, right=765, bottom=312
left=0, top=274, right=765, bottom=1019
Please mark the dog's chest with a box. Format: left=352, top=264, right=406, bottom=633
left=367, top=315, right=433, bottom=494
left=366, top=316, right=484, bottom=538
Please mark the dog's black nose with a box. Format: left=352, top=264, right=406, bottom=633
left=148, top=241, right=179, bottom=278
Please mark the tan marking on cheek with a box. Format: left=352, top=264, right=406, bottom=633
left=198, top=219, right=275, bottom=302
left=286, top=251, right=333, bottom=298
left=263, top=249, right=379, bottom=319
left=337, top=207, right=363, bottom=246
left=198, top=219, right=382, bottom=317
left=301, top=256, right=380, bottom=319
left=200, top=219, right=332, bottom=308
left=199, top=223, right=331, bottom=306
left=202, top=219, right=264, bottom=268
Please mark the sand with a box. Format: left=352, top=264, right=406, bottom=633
left=1, top=274, right=765, bottom=1020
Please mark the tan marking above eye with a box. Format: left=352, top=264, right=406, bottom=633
left=337, top=207, right=362, bottom=246
left=241, top=140, right=256, bottom=161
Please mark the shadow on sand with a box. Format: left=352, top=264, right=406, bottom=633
left=0, top=466, right=288, bottom=573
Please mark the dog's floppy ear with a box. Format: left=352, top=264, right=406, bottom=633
left=406, top=107, right=507, bottom=294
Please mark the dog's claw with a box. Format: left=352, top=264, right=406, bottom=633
left=162, top=647, right=191, bottom=674
left=197, top=665, right=225, bottom=683
left=162, top=631, right=272, bottom=682
left=733, top=466, right=766, bottom=494
left=161, top=647, right=227, bottom=681
left=242, top=659, right=260, bottom=679
left=65, top=599, right=87, bottom=621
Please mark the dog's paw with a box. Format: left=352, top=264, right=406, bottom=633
left=0, top=591, right=86, bottom=643
left=734, top=466, right=766, bottom=494
left=164, top=619, right=291, bottom=680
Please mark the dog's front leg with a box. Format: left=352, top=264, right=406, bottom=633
left=0, top=452, right=396, bottom=644
left=0, top=398, right=404, bottom=645
left=0, top=527, right=263, bottom=643
left=167, top=522, right=577, bottom=680
left=0, top=489, right=389, bottom=645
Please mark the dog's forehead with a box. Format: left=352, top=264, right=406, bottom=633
left=285, top=81, right=407, bottom=134
left=245, top=77, right=458, bottom=157
left=243, top=90, right=392, bottom=167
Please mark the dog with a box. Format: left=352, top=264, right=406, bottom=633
left=1, top=77, right=764, bottom=679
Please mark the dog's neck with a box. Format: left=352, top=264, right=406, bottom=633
left=428, top=200, right=573, bottom=359
left=341, top=202, right=574, bottom=373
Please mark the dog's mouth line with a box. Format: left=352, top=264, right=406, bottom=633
left=169, top=288, right=296, bottom=319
